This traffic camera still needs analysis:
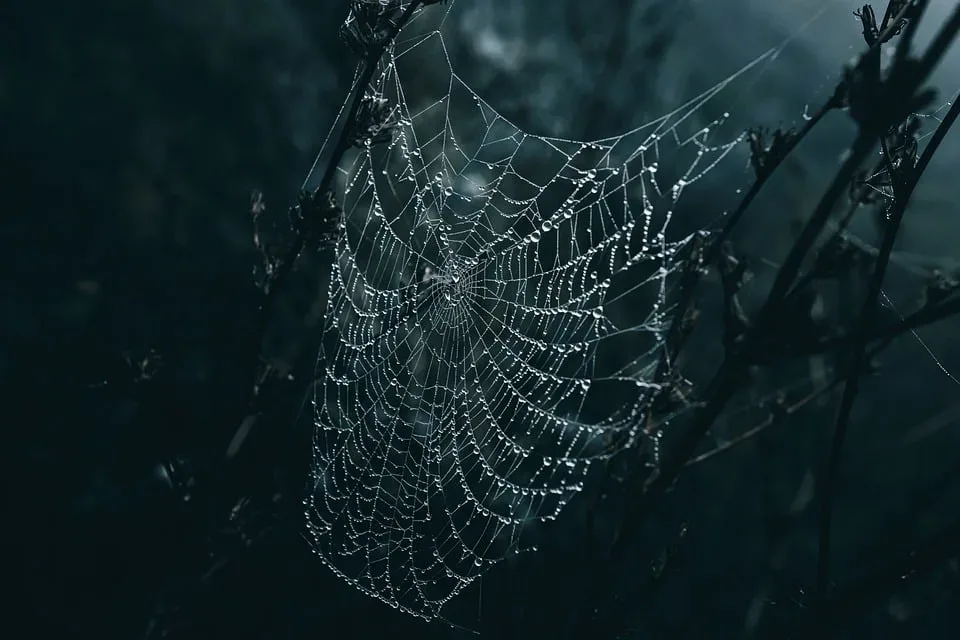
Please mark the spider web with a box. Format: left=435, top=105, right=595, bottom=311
left=304, top=0, right=816, bottom=620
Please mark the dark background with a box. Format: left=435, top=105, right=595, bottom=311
left=5, top=1, right=959, bottom=638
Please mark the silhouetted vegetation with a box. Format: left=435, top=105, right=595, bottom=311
left=10, top=1, right=960, bottom=638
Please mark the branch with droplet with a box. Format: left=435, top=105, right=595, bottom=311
left=234, top=0, right=431, bottom=457
left=144, top=6, right=443, bottom=635
left=571, top=2, right=960, bottom=635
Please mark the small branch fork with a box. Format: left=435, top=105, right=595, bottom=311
left=233, top=0, right=429, bottom=455
left=572, top=1, right=960, bottom=636
left=815, top=1, right=960, bottom=607
left=147, top=3, right=441, bottom=637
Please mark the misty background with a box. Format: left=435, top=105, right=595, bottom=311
left=5, top=0, right=959, bottom=638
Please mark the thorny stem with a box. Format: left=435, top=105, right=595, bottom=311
left=815, top=6, right=960, bottom=603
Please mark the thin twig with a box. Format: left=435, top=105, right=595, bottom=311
left=815, top=4, right=960, bottom=602
left=572, top=4, right=959, bottom=635
left=232, top=0, right=426, bottom=449
left=777, top=288, right=960, bottom=359
left=686, top=385, right=833, bottom=467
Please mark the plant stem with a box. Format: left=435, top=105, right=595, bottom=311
left=815, top=7, right=960, bottom=601
left=232, top=0, right=425, bottom=452
left=574, top=5, right=960, bottom=634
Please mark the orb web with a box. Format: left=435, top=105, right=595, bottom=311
left=305, top=0, right=773, bottom=619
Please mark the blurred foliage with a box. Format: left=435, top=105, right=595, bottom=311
left=5, top=1, right=959, bottom=639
